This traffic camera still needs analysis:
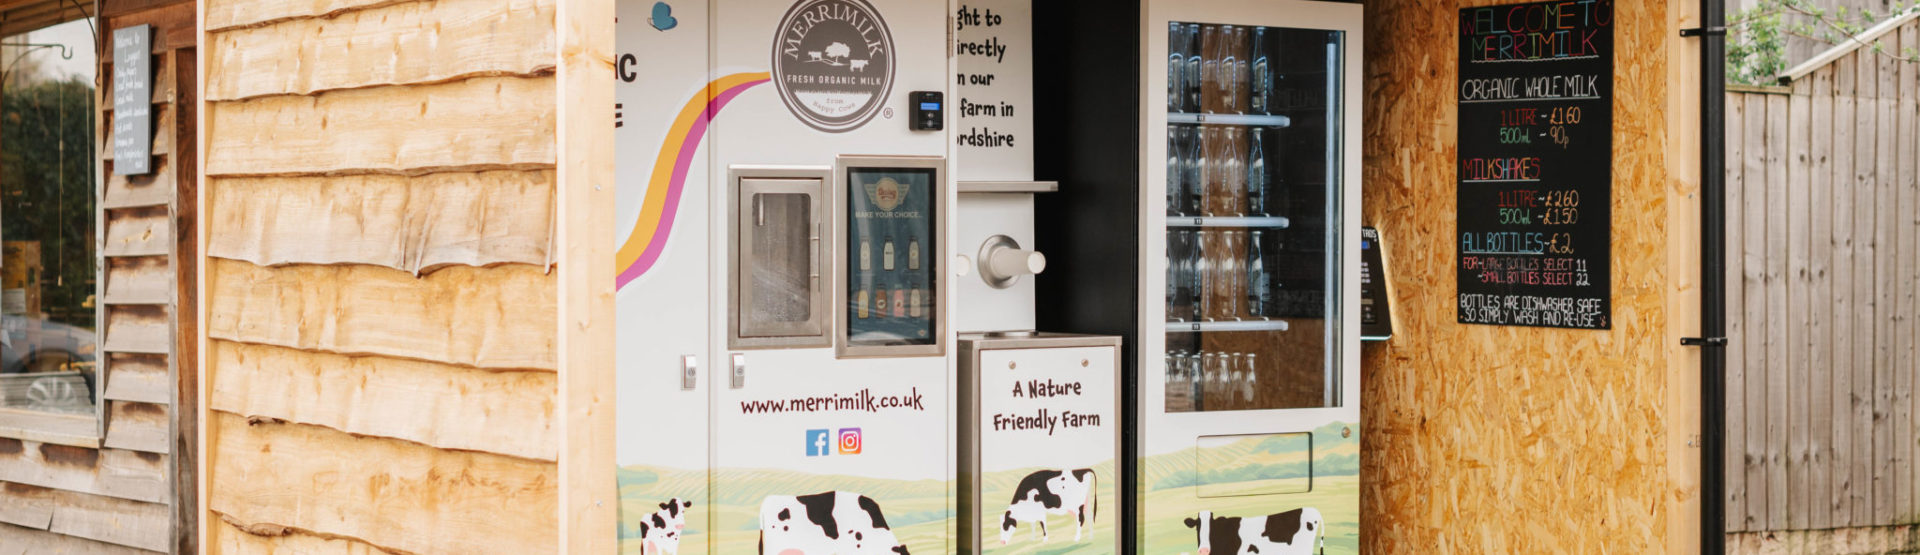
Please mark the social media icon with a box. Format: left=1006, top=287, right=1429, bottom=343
left=837, top=428, right=862, bottom=455
left=806, top=429, right=832, bottom=457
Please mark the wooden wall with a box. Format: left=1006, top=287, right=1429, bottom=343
left=0, top=1, right=195, bottom=553
left=1359, top=0, right=1703, bottom=551
left=198, top=0, right=564, bottom=552
left=1722, top=18, right=1920, bottom=536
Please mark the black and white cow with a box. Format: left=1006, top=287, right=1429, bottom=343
left=997, top=469, right=1098, bottom=545
left=758, top=491, right=910, bottom=555
left=638, top=498, right=692, bottom=555
left=1182, top=508, right=1324, bottom=555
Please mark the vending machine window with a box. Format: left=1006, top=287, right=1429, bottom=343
left=1163, top=23, right=1345, bottom=412
left=834, top=156, right=946, bottom=358
left=728, top=167, right=831, bottom=350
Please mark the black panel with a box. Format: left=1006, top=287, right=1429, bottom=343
left=1032, top=0, right=1140, bottom=550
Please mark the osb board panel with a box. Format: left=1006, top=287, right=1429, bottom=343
left=0, top=439, right=167, bottom=503
left=1358, top=0, right=1679, bottom=551
left=204, top=76, right=557, bottom=176
left=207, top=170, right=554, bottom=273
left=0, top=522, right=160, bottom=555
left=208, top=516, right=388, bottom=555
left=206, top=0, right=556, bottom=101
left=0, top=484, right=171, bottom=551
left=207, top=412, right=557, bottom=554
left=205, top=259, right=557, bottom=370
left=102, top=401, right=170, bottom=454
left=205, top=0, right=412, bottom=32
left=209, top=340, right=557, bottom=461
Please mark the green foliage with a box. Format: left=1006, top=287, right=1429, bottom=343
left=1, top=77, right=95, bottom=327
left=1727, top=0, right=1920, bottom=85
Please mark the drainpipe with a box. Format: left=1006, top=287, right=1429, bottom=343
left=1680, top=0, right=1728, bottom=551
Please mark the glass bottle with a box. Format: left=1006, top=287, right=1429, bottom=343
left=1185, top=24, right=1203, bottom=111
left=1250, top=27, right=1271, bottom=115
left=1168, top=22, right=1187, bottom=113
left=1240, top=353, right=1259, bottom=404
left=1192, top=229, right=1211, bottom=321
left=1247, top=127, right=1268, bottom=216
left=1167, top=126, right=1184, bottom=216
left=1247, top=230, right=1270, bottom=318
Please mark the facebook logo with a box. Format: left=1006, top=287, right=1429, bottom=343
left=805, top=429, right=833, bottom=457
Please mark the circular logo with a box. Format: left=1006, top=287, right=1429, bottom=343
left=771, top=0, right=895, bottom=133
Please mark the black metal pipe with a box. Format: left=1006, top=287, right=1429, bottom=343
left=1696, top=0, right=1728, bottom=550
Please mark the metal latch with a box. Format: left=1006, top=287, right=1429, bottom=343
left=730, top=353, right=747, bottom=389
left=1680, top=336, right=1728, bottom=347
left=1679, top=26, right=1727, bottom=37
left=680, top=355, right=698, bottom=390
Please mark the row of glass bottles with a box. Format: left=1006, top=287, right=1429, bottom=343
left=1168, top=23, right=1276, bottom=115
left=1167, top=124, right=1285, bottom=218
left=1168, top=229, right=1275, bottom=321
left=1165, top=350, right=1259, bottom=412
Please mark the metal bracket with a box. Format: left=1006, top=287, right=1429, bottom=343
left=680, top=355, right=698, bottom=390
left=1679, top=26, right=1727, bottom=37
left=1680, top=336, right=1728, bottom=347
left=730, top=353, right=747, bottom=389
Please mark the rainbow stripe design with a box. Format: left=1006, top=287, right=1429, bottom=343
left=616, top=72, right=772, bottom=289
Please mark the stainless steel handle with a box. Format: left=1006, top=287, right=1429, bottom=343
left=680, top=355, right=698, bottom=390
left=810, top=222, right=822, bottom=292
left=730, top=353, right=747, bottom=389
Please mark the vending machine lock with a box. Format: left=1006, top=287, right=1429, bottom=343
left=909, top=91, right=943, bottom=131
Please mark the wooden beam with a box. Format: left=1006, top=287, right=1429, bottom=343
left=103, top=305, right=171, bottom=355
left=205, top=259, right=558, bottom=371
left=208, top=340, right=558, bottom=461
left=206, top=412, right=557, bottom=554
left=102, top=257, right=172, bottom=306
left=102, top=401, right=170, bottom=454
left=0, top=522, right=158, bottom=555
left=207, top=513, right=387, bottom=554
left=205, top=0, right=555, bottom=101
left=556, top=0, right=617, bottom=549
left=205, top=0, right=418, bottom=32
left=204, top=76, right=557, bottom=177
left=0, top=440, right=167, bottom=504
left=103, top=206, right=173, bottom=259
left=101, top=355, right=171, bottom=405
left=206, top=171, right=554, bottom=273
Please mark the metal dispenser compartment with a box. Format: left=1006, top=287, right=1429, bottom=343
left=728, top=166, right=831, bottom=349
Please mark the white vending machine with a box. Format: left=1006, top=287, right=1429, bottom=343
left=1137, top=0, right=1363, bottom=553
left=614, top=0, right=959, bottom=553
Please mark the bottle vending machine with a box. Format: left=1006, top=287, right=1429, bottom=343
left=614, top=0, right=959, bottom=553
left=1139, top=1, right=1363, bottom=553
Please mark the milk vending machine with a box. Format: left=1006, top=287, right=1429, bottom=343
left=1034, top=0, right=1363, bottom=553
left=614, top=0, right=959, bottom=553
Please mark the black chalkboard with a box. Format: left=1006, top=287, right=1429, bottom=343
left=1360, top=227, right=1392, bottom=341
left=112, top=24, right=152, bottom=176
left=1455, top=2, right=1612, bottom=329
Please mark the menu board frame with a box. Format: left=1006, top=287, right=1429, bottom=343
left=834, top=155, right=947, bottom=358
left=1455, top=1, right=1614, bottom=330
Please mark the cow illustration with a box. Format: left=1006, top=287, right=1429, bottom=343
left=758, top=491, right=910, bottom=555
left=849, top=59, right=870, bottom=72
left=1182, top=508, right=1324, bottom=555
left=638, top=498, right=692, bottom=555
left=808, top=51, right=823, bottom=62
left=998, top=469, right=1098, bottom=545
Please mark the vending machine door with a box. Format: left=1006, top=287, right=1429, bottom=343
left=1140, top=0, right=1362, bottom=553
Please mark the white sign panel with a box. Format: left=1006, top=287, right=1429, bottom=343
left=955, top=0, right=1033, bottom=181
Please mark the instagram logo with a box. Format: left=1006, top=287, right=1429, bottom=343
left=837, top=428, right=862, bottom=455
left=805, top=429, right=832, bottom=457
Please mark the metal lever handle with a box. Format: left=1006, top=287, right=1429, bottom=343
left=680, top=355, right=697, bottom=390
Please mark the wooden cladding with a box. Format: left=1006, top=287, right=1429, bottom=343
left=1723, top=19, right=1920, bottom=533
left=201, top=0, right=562, bottom=550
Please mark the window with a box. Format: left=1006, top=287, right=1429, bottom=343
left=0, top=20, right=99, bottom=422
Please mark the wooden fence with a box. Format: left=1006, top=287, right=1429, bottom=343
left=1722, top=17, right=1920, bottom=533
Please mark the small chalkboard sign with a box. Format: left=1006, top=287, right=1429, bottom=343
left=1360, top=226, right=1392, bottom=341
left=1455, top=1, right=1613, bottom=329
left=112, top=24, right=152, bottom=176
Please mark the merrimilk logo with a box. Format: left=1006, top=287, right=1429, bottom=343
left=863, top=177, right=906, bottom=211
left=771, top=0, right=894, bottom=133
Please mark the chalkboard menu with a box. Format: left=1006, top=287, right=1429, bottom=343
left=111, top=24, right=152, bottom=176
left=1456, top=1, right=1612, bottom=329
